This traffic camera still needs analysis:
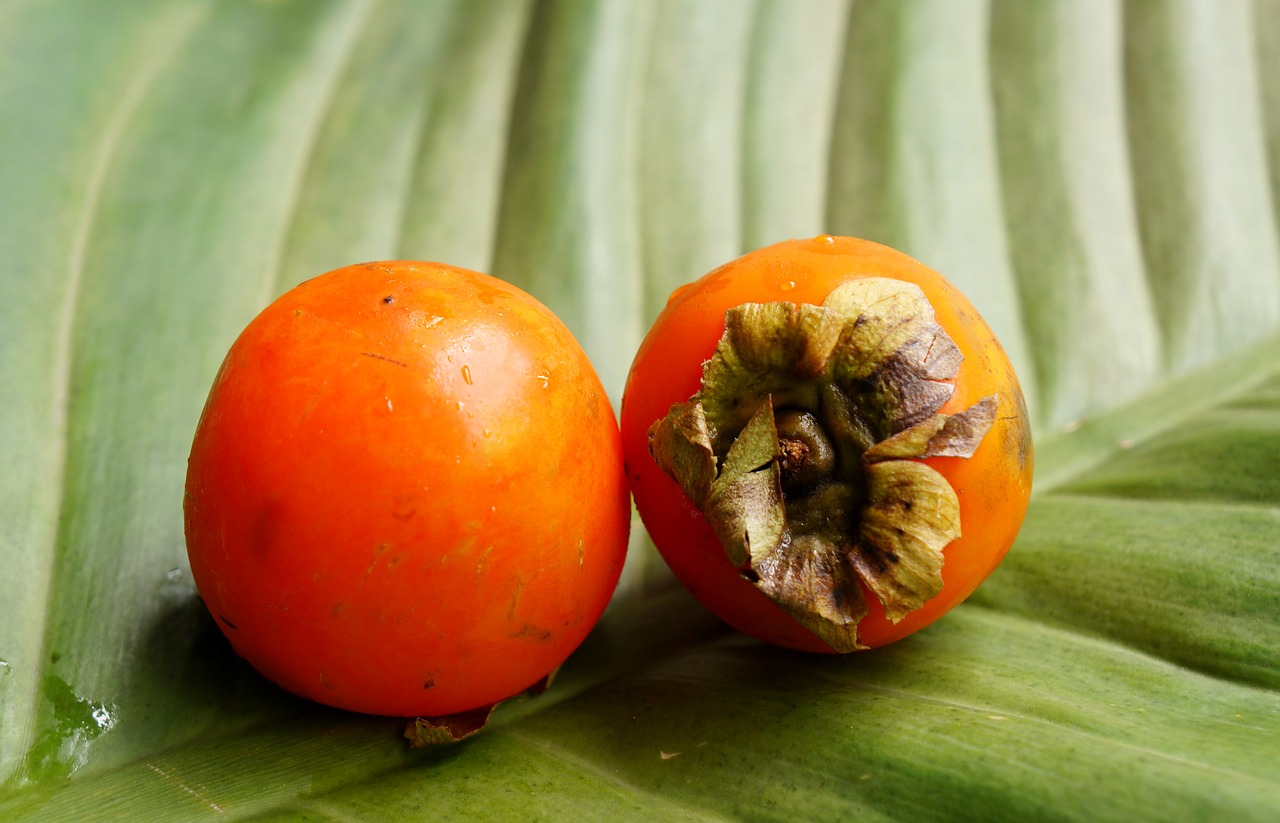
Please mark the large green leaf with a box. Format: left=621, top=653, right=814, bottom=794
left=2, top=0, right=1278, bottom=818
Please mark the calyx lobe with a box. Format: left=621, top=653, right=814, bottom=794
left=648, top=278, right=996, bottom=652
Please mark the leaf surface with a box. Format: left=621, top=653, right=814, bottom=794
left=2, top=0, right=1278, bottom=819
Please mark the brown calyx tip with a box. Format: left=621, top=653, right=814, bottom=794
left=403, top=671, right=557, bottom=747
left=404, top=704, right=497, bottom=747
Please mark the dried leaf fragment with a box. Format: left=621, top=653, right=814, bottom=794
left=405, top=704, right=497, bottom=747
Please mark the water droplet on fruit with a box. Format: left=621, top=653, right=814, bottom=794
left=765, top=268, right=808, bottom=295
left=536, top=374, right=550, bottom=389
left=462, top=365, right=473, bottom=385
left=666, top=282, right=693, bottom=307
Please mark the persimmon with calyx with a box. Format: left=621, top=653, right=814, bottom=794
left=621, top=237, right=1033, bottom=653
left=184, top=261, right=629, bottom=719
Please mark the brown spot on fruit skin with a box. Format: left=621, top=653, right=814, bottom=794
left=249, top=499, right=284, bottom=559
left=360, top=352, right=409, bottom=368
left=506, top=573, right=526, bottom=621
left=513, top=624, right=552, bottom=642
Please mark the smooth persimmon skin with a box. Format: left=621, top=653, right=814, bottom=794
left=185, top=261, right=629, bottom=716
left=621, top=237, right=1033, bottom=653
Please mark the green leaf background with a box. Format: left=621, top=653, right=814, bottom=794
left=2, top=0, right=1278, bottom=818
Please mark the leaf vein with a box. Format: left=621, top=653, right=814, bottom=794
left=265, top=0, right=380, bottom=299
left=501, top=728, right=741, bottom=822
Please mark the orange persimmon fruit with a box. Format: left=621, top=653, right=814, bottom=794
left=185, top=261, right=629, bottom=717
left=621, top=236, right=1032, bottom=653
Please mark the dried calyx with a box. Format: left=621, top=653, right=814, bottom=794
left=647, top=278, right=996, bottom=652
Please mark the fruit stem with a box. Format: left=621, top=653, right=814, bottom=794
left=775, top=409, right=836, bottom=493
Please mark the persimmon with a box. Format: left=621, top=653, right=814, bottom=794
left=184, top=261, right=629, bottom=717
left=621, top=237, right=1032, bottom=653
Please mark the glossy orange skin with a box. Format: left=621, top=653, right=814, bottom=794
left=621, top=237, right=1033, bottom=653
left=185, top=261, right=629, bottom=716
